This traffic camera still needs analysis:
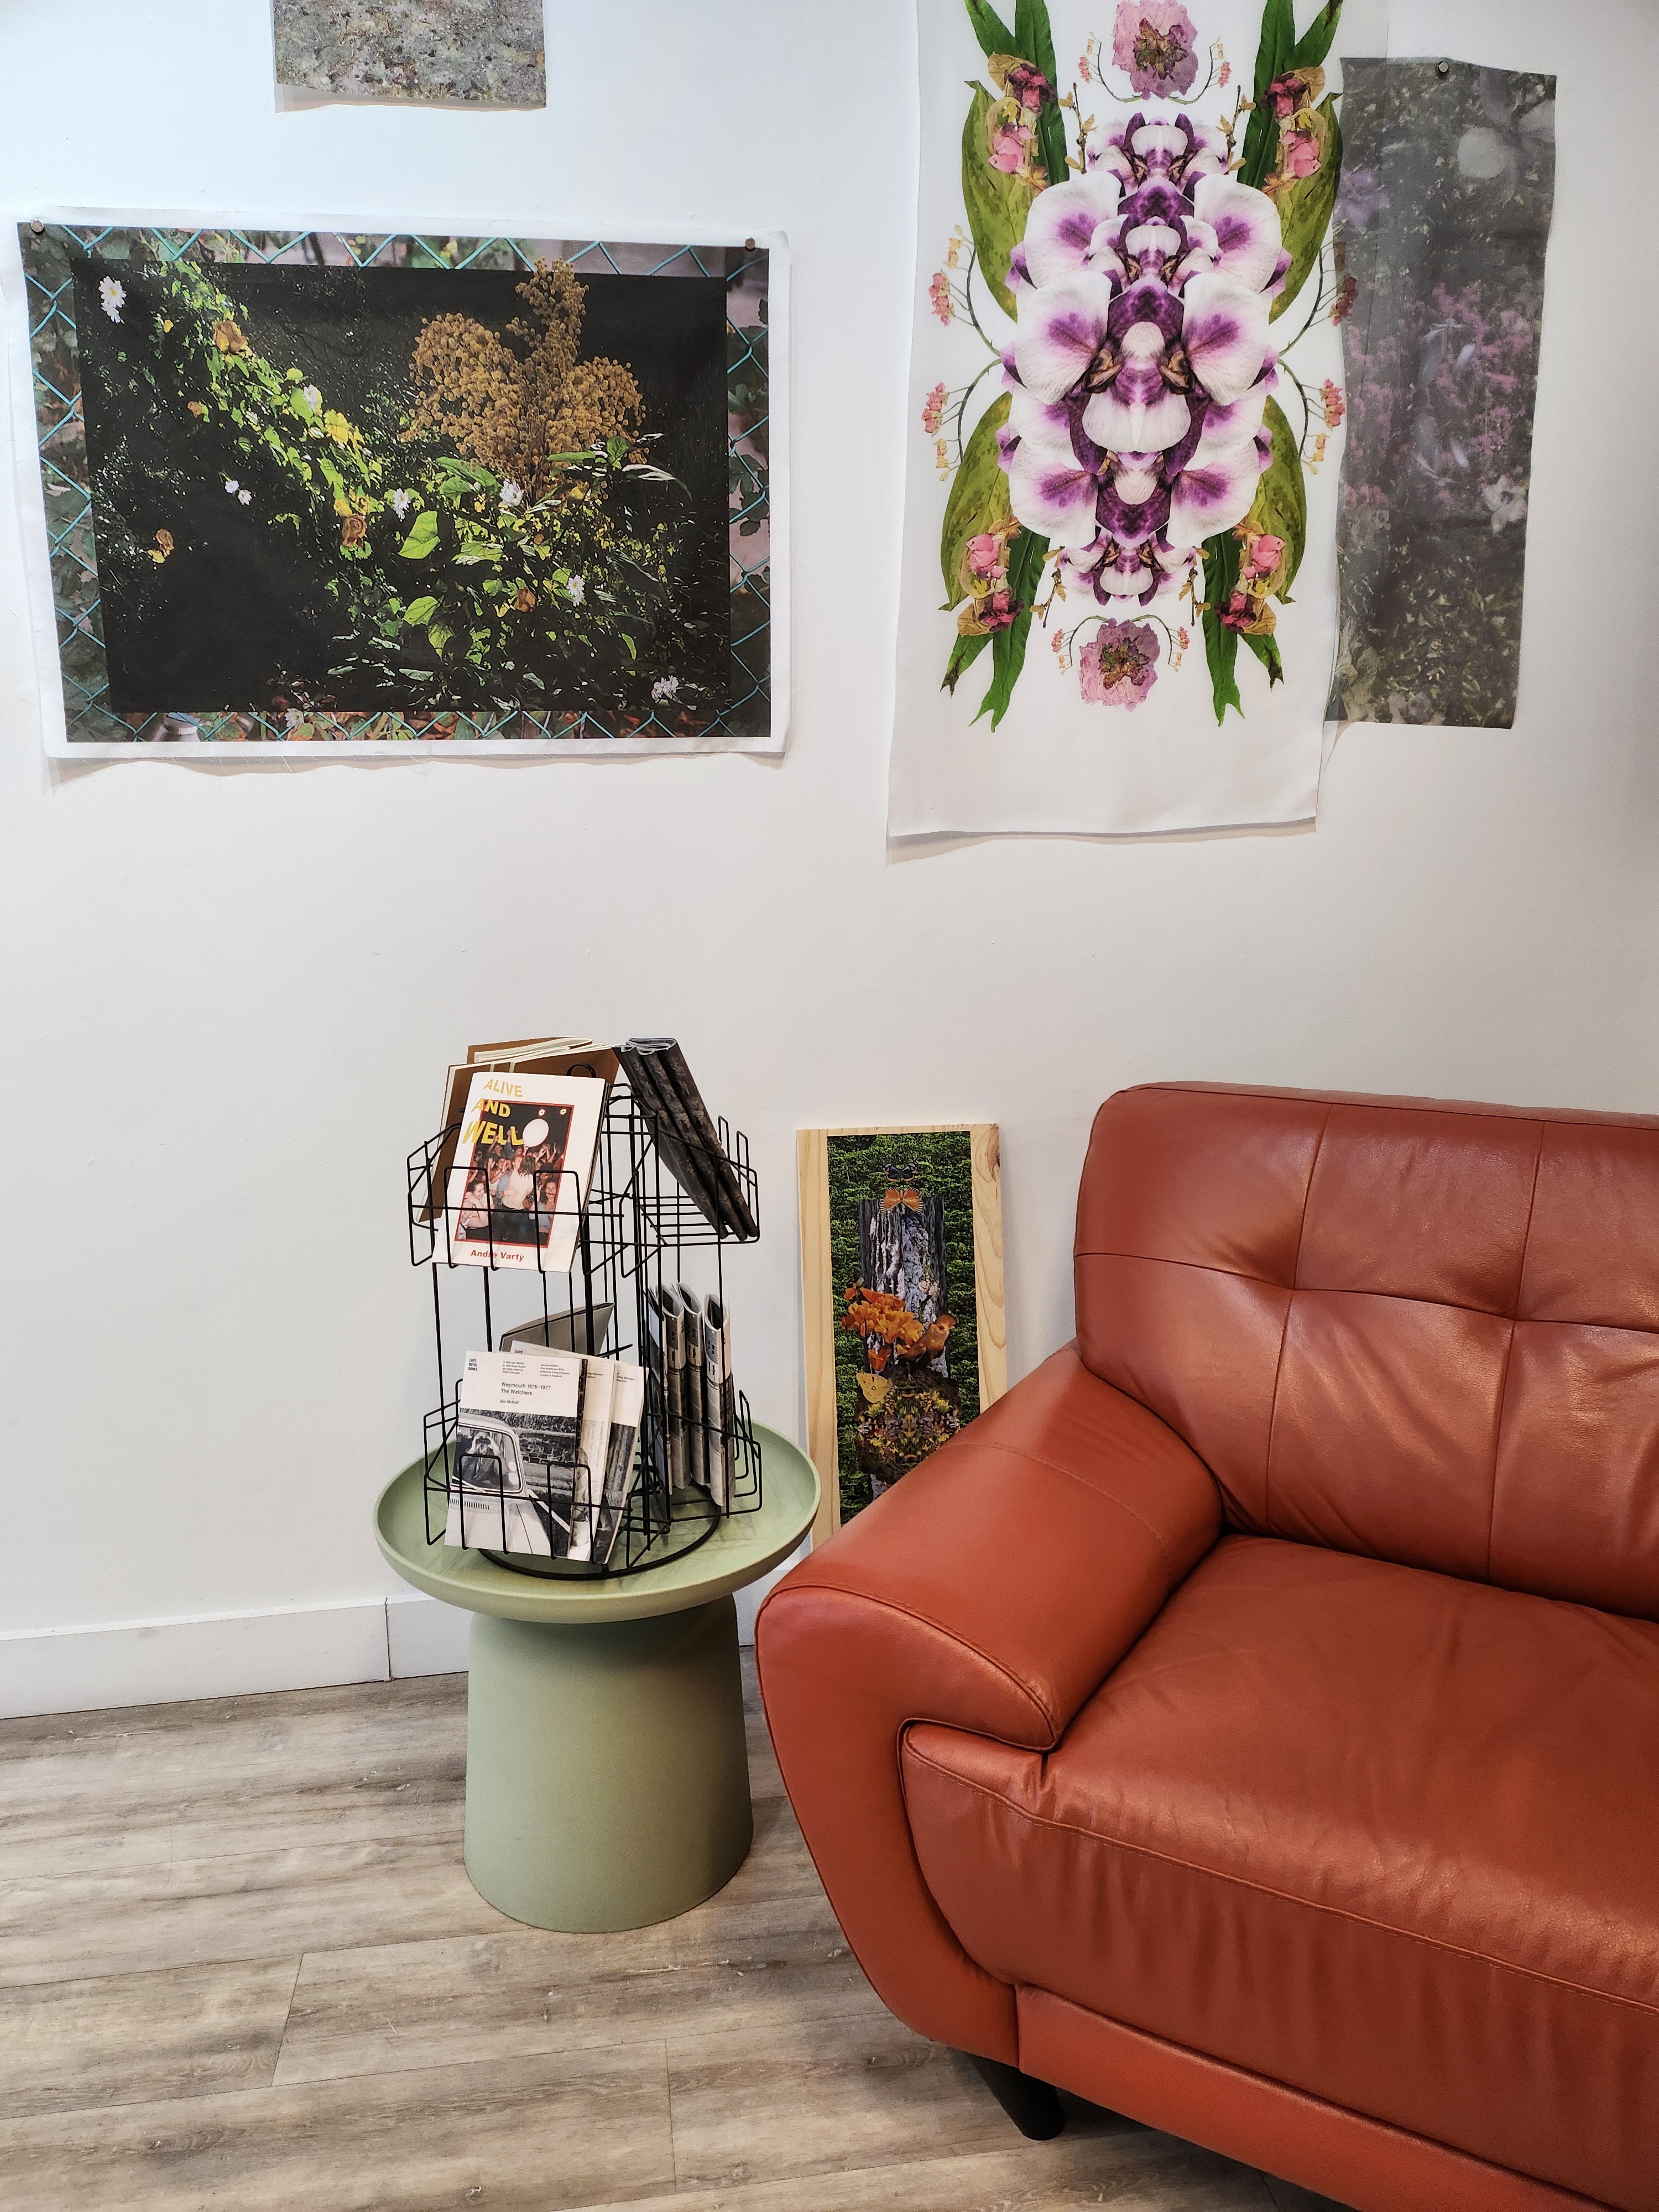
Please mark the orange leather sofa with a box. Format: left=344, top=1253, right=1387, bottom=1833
left=758, top=1084, right=1659, bottom=2212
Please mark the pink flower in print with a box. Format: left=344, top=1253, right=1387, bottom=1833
left=989, top=121, right=1034, bottom=175
left=1321, top=378, right=1345, bottom=429
left=1241, top=531, right=1285, bottom=580
left=999, top=59, right=1055, bottom=112
left=1078, top=619, right=1160, bottom=707
left=1280, top=128, right=1322, bottom=180
left=964, top=531, right=1009, bottom=580
left=921, top=382, right=948, bottom=435
left=929, top=271, right=953, bottom=324
left=1112, top=1, right=1200, bottom=98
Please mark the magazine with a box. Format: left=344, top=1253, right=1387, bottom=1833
left=444, top=1070, right=607, bottom=1272
left=594, top=1362, right=647, bottom=1562
left=679, top=1284, right=708, bottom=1490
left=500, top=1303, right=614, bottom=1358
left=564, top=1356, right=617, bottom=1563
left=621, top=1038, right=759, bottom=1241
left=650, top=1283, right=677, bottom=1486
left=702, top=1292, right=735, bottom=1509
left=444, top=1348, right=585, bottom=1556
left=646, top=1284, right=691, bottom=1489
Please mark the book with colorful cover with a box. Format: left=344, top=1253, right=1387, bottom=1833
left=421, top=1039, right=618, bottom=1224
left=444, top=1070, right=606, bottom=1272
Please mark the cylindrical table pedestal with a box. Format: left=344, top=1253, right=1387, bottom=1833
left=464, top=1593, right=754, bottom=1932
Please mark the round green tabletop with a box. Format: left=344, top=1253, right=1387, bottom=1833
left=374, top=1423, right=820, bottom=1624
left=374, top=1425, right=820, bottom=1933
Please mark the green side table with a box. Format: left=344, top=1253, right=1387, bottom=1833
left=374, top=1427, right=819, bottom=1933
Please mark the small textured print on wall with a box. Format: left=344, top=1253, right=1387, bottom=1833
left=273, top=2, right=547, bottom=107
left=799, top=1126, right=1007, bottom=1540
left=890, top=0, right=1354, bottom=839
left=9, top=227, right=781, bottom=755
left=1329, top=61, right=1556, bottom=730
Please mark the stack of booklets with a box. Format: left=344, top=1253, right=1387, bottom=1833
left=430, top=1037, right=617, bottom=1274
left=644, top=1285, right=737, bottom=1508
left=445, top=1345, right=647, bottom=1564
left=619, top=1038, right=759, bottom=1241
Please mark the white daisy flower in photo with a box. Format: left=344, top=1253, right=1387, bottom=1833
left=301, top=385, right=322, bottom=410
left=223, top=478, right=239, bottom=494
left=388, top=489, right=413, bottom=520
left=651, top=675, right=680, bottom=702
left=98, top=277, right=125, bottom=322
left=566, top=575, right=585, bottom=604
left=237, top=489, right=252, bottom=504
left=500, top=481, right=524, bottom=509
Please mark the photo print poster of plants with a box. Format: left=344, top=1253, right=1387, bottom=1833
left=272, top=2, right=547, bottom=107
left=4, top=223, right=785, bottom=755
left=798, top=1125, right=1006, bottom=1536
left=889, top=0, right=1360, bottom=838
left=1330, top=61, right=1554, bottom=728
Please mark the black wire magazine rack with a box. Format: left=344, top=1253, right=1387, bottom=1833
left=406, top=1077, right=763, bottom=1579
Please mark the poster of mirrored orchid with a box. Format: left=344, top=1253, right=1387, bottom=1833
left=9, top=226, right=784, bottom=754
left=890, top=0, right=1350, bottom=838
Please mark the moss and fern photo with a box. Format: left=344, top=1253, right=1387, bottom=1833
left=23, top=228, right=766, bottom=744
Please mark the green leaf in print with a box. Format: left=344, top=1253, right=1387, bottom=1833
left=1240, top=0, right=1297, bottom=188
left=1291, top=0, right=1343, bottom=69
left=398, top=510, right=440, bottom=559
left=974, top=526, right=1047, bottom=728
left=1253, top=0, right=1297, bottom=97
left=1242, top=629, right=1285, bottom=685
left=1270, top=95, right=1343, bottom=322
left=962, top=86, right=1032, bottom=316
left=1245, top=396, right=1308, bottom=596
left=1201, top=530, right=1244, bottom=724
left=940, top=393, right=1013, bottom=607
left=964, top=0, right=1016, bottom=57
left=1013, top=0, right=1068, bottom=185
left=942, top=629, right=992, bottom=694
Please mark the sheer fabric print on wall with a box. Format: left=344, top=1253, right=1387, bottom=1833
left=890, top=0, right=1353, bottom=838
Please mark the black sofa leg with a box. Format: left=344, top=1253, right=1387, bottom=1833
left=961, top=2051, right=1067, bottom=2140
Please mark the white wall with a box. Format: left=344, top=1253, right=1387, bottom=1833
left=2, top=0, right=1655, bottom=1715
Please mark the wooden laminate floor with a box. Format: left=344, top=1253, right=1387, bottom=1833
left=0, top=1660, right=1350, bottom=2211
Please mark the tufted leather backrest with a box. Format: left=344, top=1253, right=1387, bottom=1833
left=1075, top=1082, right=1659, bottom=1619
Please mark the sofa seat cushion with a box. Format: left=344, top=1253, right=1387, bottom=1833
left=901, top=1536, right=1659, bottom=2212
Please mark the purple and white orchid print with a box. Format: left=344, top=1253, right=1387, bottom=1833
left=1001, top=118, right=1284, bottom=623
left=919, top=0, right=1347, bottom=750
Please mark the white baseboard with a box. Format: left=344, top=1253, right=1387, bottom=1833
left=0, top=1599, right=394, bottom=1720
left=0, top=1563, right=796, bottom=1719
left=387, top=1592, right=472, bottom=1678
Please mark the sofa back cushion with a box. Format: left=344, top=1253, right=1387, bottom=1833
left=1074, top=1083, right=1659, bottom=1618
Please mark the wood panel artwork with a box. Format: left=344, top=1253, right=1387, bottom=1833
left=798, top=1125, right=1006, bottom=1543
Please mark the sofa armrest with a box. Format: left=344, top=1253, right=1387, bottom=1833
left=755, top=1344, right=1220, bottom=2063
